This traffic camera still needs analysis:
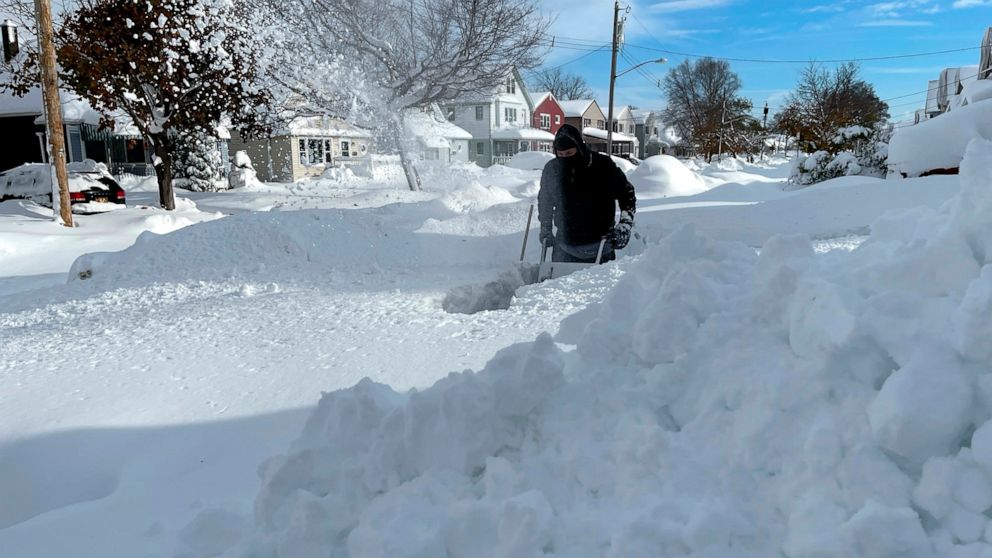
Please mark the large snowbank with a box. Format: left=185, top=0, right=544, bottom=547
left=627, top=154, right=708, bottom=198
left=889, top=99, right=992, bottom=177
left=222, top=140, right=992, bottom=557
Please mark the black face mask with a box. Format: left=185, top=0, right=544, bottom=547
left=560, top=152, right=583, bottom=168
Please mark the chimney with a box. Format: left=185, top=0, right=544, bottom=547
left=2, top=20, right=18, bottom=63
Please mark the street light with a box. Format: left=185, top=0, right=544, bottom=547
left=607, top=57, right=667, bottom=156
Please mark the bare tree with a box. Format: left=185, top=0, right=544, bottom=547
left=662, top=57, right=751, bottom=160
left=260, top=0, right=549, bottom=191
left=529, top=67, right=593, bottom=100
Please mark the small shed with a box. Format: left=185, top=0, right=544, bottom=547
left=230, top=115, right=373, bottom=182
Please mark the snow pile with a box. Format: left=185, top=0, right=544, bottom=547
left=627, top=154, right=707, bottom=198
left=223, top=139, right=992, bottom=557
left=65, top=196, right=527, bottom=290
left=610, top=155, right=637, bottom=173
left=889, top=99, right=992, bottom=177
left=504, top=151, right=553, bottom=171
left=437, top=182, right=519, bottom=213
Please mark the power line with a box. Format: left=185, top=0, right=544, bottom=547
left=625, top=42, right=986, bottom=65
left=880, top=70, right=981, bottom=102
left=526, top=42, right=611, bottom=73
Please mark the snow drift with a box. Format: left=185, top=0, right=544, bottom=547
left=627, top=155, right=707, bottom=198
left=219, top=141, right=992, bottom=556
left=889, top=98, right=992, bottom=178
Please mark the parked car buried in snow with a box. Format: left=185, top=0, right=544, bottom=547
left=0, top=161, right=126, bottom=213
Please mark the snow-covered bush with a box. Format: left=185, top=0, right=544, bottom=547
left=790, top=125, right=890, bottom=187
left=228, top=151, right=261, bottom=189
left=173, top=131, right=226, bottom=192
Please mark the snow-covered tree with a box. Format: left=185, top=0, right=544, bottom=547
left=774, top=62, right=888, bottom=153
left=259, top=0, right=548, bottom=191
left=172, top=129, right=224, bottom=192
left=14, top=0, right=273, bottom=210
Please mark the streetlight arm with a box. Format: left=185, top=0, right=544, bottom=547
left=615, top=57, right=668, bottom=78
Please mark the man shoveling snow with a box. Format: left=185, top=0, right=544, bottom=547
left=538, top=124, right=637, bottom=264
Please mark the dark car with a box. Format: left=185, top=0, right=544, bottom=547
left=0, top=161, right=126, bottom=212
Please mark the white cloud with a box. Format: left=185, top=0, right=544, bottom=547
left=953, top=0, right=992, bottom=7
left=858, top=19, right=933, bottom=26
left=647, top=0, right=733, bottom=13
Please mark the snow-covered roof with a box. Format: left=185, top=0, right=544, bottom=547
left=404, top=111, right=473, bottom=147
left=491, top=127, right=555, bottom=141
left=581, top=127, right=635, bottom=143
left=631, top=109, right=655, bottom=124
left=615, top=106, right=634, bottom=120
left=1, top=88, right=101, bottom=125
left=532, top=91, right=554, bottom=106
left=276, top=115, right=372, bottom=138
left=559, top=99, right=595, bottom=117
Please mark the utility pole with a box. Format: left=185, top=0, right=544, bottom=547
left=606, top=1, right=620, bottom=156
left=762, top=102, right=769, bottom=161
left=717, top=98, right=726, bottom=160
left=34, top=0, right=72, bottom=227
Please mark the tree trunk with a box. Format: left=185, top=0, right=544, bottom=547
left=390, top=114, right=420, bottom=192
left=151, top=133, right=176, bottom=210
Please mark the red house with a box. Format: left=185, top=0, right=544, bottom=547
left=531, top=91, right=565, bottom=152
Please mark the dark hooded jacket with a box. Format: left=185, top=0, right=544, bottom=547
left=538, top=124, right=637, bottom=246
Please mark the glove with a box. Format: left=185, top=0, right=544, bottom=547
left=540, top=227, right=555, bottom=248
left=610, top=211, right=634, bottom=250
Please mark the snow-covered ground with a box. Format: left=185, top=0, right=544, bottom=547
left=0, top=150, right=976, bottom=557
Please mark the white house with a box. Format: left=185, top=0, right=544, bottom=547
left=404, top=108, right=473, bottom=163
left=632, top=109, right=668, bottom=158
left=441, top=68, right=555, bottom=167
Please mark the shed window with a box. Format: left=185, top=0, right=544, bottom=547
left=299, top=138, right=332, bottom=166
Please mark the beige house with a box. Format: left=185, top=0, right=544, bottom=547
left=229, top=115, right=372, bottom=182
left=559, top=99, right=609, bottom=152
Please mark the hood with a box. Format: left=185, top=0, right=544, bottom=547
left=553, top=124, right=589, bottom=160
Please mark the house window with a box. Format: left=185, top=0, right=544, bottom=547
left=554, top=115, right=561, bottom=125
left=505, top=77, right=515, bottom=94
left=299, top=138, right=327, bottom=166
left=597, top=120, right=605, bottom=130
left=446, top=107, right=456, bottom=121
left=583, top=118, right=591, bottom=128
left=324, top=140, right=333, bottom=163
left=504, top=108, right=517, bottom=123
left=540, top=113, right=550, bottom=129
left=475, top=106, right=484, bottom=120
left=476, top=142, right=485, bottom=155
left=341, top=140, right=350, bottom=156
left=66, top=125, right=83, bottom=162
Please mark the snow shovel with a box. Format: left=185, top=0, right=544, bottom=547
left=518, top=203, right=608, bottom=283
left=536, top=237, right=607, bottom=282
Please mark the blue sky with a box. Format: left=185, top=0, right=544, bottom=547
left=534, top=0, right=991, bottom=123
